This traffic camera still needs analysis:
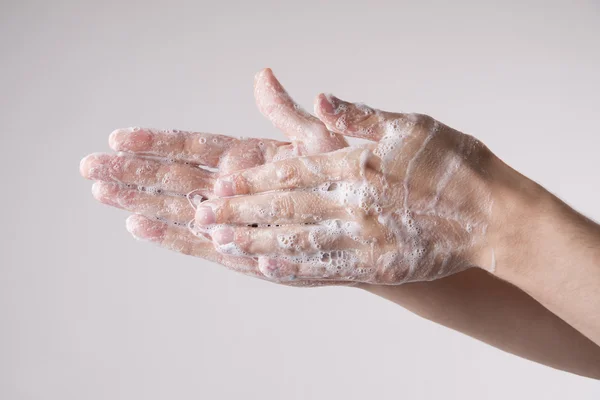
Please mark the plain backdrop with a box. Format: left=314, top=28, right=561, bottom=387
left=1, top=0, right=599, bottom=399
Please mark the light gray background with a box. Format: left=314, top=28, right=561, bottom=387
left=1, top=0, right=599, bottom=398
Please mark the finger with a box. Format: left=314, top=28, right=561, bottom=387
left=109, top=128, right=236, bottom=167
left=257, top=251, right=368, bottom=283
left=80, top=153, right=214, bottom=197
left=214, top=147, right=374, bottom=196
left=195, top=191, right=350, bottom=227
left=314, top=93, right=408, bottom=141
left=254, top=68, right=348, bottom=154
left=209, top=223, right=370, bottom=257
left=127, top=215, right=346, bottom=287
left=125, top=214, right=261, bottom=277
left=217, top=137, right=289, bottom=174
left=110, top=127, right=293, bottom=171
left=92, top=181, right=195, bottom=224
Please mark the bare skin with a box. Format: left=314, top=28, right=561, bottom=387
left=203, top=103, right=494, bottom=283
left=81, top=69, right=348, bottom=286
left=80, top=69, right=600, bottom=378
left=203, top=87, right=600, bottom=349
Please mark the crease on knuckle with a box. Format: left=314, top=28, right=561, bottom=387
left=156, top=163, right=174, bottom=185
left=270, top=194, right=295, bottom=220
left=182, top=132, right=196, bottom=155
left=275, top=162, right=302, bottom=187
left=236, top=229, right=255, bottom=253
left=233, top=172, right=252, bottom=194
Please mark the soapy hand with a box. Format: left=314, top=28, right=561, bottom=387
left=78, top=69, right=600, bottom=370
left=80, top=69, right=351, bottom=286
left=198, top=95, right=500, bottom=284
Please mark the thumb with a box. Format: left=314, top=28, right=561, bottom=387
left=254, top=68, right=347, bottom=155
left=314, top=93, right=404, bottom=142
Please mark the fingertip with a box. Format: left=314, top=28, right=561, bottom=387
left=257, top=257, right=280, bottom=279
left=125, top=215, right=166, bottom=242
left=79, top=155, right=90, bottom=178
left=109, top=127, right=152, bottom=152
left=254, top=68, right=310, bottom=134
left=212, top=226, right=234, bottom=246
left=315, top=93, right=345, bottom=117
left=254, top=68, right=285, bottom=98
left=254, top=67, right=273, bottom=84
left=108, top=128, right=125, bottom=150
left=91, top=181, right=119, bottom=205
left=91, top=181, right=104, bottom=199
left=79, top=153, right=101, bottom=179
left=254, top=68, right=269, bottom=92
left=195, top=204, right=216, bottom=226
left=258, top=257, right=298, bottom=281
left=314, top=93, right=334, bottom=115
left=125, top=215, right=144, bottom=237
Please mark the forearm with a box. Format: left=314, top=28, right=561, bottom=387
left=363, top=156, right=600, bottom=379
left=362, top=269, right=600, bottom=379
left=493, top=182, right=600, bottom=346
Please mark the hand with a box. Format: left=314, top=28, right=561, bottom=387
left=79, top=71, right=600, bottom=372
left=80, top=69, right=350, bottom=286
left=198, top=94, right=504, bottom=284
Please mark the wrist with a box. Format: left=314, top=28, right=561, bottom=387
left=482, top=158, right=600, bottom=345
left=471, top=156, right=553, bottom=277
left=481, top=157, right=600, bottom=289
left=492, top=188, right=599, bottom=283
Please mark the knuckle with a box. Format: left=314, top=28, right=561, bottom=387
left=275, top=162, right=301, bottom=187
left=180, top=131, right=193, bottom=154
left=408, top=112, right=434, bottom=124
left=232, top=173, right=251, bottom=194
left=157, top=163, right=176, bottom=185
left=235, top=230, right=254, bottom=253
left=407, top=113, right=436, bottom=134
left=217, top=199, right=231, bottom=223
left=270, top=194, right=295, bottom=219
left=374, top=250, right=409, bottom=283
left=169, top=162, right=188, bottom=177
left=307, top=228, right=327, bottom=251
left=275, top=231, right=301, bottom=253
left=346, top=104, right=376, bottom=130
left=341, top=148, right=369, bottom=178
left=116, top=187, right=137, bottom=207
left=178, top=243, right=194, bottom=256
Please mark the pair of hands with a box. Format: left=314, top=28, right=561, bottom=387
left=80, top=69, right=600, bottom=373
left=81, top=69, right=498, bottom=286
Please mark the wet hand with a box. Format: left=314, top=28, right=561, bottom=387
left=80, top=69, right=350, bottom=286
left=198, top=95, right=500, bottom=284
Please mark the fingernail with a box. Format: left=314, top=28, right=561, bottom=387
left=215, top=178, right=234, bottom=197
left=258, top=258, right=281, bottom=279
left=212, top=226, right=234, bottom=245
left=318, top=94, right=335, bottom=114
left=196, top=205, right=216, bottom=225
left=91, top=181, right=103, bottom=198
left=187, top=220, right=212, bottom=241
left=186, top=189, right=205, bottom=210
